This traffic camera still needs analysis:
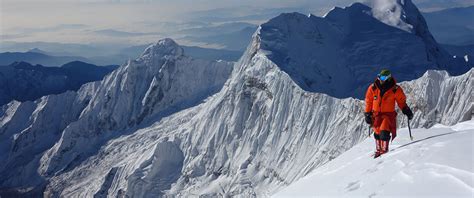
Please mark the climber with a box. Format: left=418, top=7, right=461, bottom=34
left=364, top=69, right=414, bottom=158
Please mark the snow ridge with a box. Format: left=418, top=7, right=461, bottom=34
left=400, top=69, right=473, bottom=128
left=38, top=38, right=233, bottom=178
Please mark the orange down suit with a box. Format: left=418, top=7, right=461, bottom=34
left=365, top=79, right=407, bottom=138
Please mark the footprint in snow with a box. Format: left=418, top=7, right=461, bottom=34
left=345, top=181, right=361, bottom=192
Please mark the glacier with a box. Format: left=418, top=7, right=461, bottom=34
left=0, top=0, right=473, bottom=197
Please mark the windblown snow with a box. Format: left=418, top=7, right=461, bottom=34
left=274, top=120, right=474, bottom=197
left=0, top=0, right=473, bottom=197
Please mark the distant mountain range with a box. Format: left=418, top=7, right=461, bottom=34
left=0, top=51, right=92, bottom=67
left=0, top=61, right=117, bottom=106
left=0, top=45, right=244, bottom=67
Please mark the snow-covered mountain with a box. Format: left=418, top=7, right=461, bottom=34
left=1, top=0, right=473, bottom=197
left=259, top=0, right=469, bottom=98
left=36, top=40, right=471, bottom=197
left=2, top=38, right=470, bottom=196
left=0, top=39, right=233, bottom=196
left=274, top=120, right=474, bottom=197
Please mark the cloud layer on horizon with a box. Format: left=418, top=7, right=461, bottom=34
left=1, top=0, right=473, bottom=48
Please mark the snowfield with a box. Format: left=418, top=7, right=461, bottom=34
left=274, top=120, right=474, bottom=197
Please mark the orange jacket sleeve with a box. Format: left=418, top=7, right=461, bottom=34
left=394, top=86, right=408, bottom=110
left=365, top=85, right=374, bottom=113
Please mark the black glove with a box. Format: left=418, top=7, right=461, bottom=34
left=364, top=112, right=372, bottom=125
left=402, top=106, right=414, bottom=120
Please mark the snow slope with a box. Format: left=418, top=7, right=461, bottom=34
left=274, top=120, right=474, bottom=197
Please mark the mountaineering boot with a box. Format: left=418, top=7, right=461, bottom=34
left=377, top=131, right=391, bottom=157
left=380, top=141, right=389, bottom=154
left=374, top=139, right=383, bottom=158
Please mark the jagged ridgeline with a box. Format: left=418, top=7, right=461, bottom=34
left=0, top=0, right=472, bottom=197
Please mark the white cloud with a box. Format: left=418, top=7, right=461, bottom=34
left=369, top=0, right=414, bottom=32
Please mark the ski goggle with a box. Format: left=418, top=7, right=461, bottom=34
left=378, top=73, right=391, bottom=81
